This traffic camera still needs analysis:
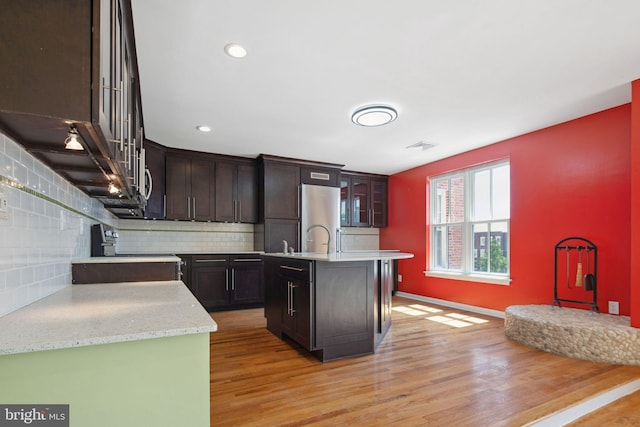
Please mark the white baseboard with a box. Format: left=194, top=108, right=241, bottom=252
left=394, top=291, right=505, bottom=319
left=524, top=378, right=640, bottom=426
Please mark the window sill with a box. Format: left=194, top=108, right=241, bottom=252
left=424, top=270, right=511, bottom=286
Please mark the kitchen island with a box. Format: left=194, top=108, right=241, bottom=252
left=263, top=251, right=413, bottom=362
left=0, top=280, right=217, bottom=427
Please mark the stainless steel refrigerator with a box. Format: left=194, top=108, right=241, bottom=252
left=301, top=184, right=340, bottom=254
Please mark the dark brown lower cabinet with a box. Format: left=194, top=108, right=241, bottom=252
left=278, top=260, right=313, bottom=350
left=178, top=254, right=264, bottom=311
left=191, top=255, right=229, bottom=310
left=265, top=256, right=385, bottom=362
left=230, top=256, right=265, bottom=305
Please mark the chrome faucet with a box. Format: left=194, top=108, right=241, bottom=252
left=306, top=224, right=331, bottom=254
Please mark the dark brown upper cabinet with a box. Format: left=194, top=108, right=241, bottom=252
left=215, top=161, right=258, bottom=223
left=0, top=0, right=145, bottom=209
left=165, top=148, right=258, bottom=224
left=165, top=155, right=216, bottom=221
left=262, top=161, right=301, bottom=220
left=143, top=140, right=166, bottom=219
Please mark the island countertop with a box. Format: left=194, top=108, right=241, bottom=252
left=0, top=280, right=217, bottom=356
left=263, top=250, right=414, bottom=262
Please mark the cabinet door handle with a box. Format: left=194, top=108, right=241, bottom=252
left=163, top=194, right=167, bottom=218
left=226, top=269, right=229, bottom=291
left=233, top=258, right=262, bottom=262
left=232, top=199, right=237, bottom=222
left=119, top=80, right=125, bottom=152
left=281, top=265, right=304, bottom=272
left=290, top=283, right=296, bottom=315
left=187, top=196, right=191, bottom=219
left=194, top=259, right=227, bottom=263
left=287, top=281, right=292, bottom=315
left=193, top=197, right=196, bottom=219
left=231, top=268, right=235, bottom=291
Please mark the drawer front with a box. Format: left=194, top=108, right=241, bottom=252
left=278, top=259, right=313, bottom=281
left=192, top=255, right=229, bottom=266
left=230, top=255, right=264, bottom=267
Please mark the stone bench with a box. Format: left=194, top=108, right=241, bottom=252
left=505, top=304, right=640, bottom=365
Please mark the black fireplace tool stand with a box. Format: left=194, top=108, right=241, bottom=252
left=552, top=236, right=599, bottom=313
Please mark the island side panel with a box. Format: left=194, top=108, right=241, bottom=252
left=314, top=260, right=374, bottom=361
left=0, top=334, right=211, bottom=427
left=264, top=257, right=283, bottom=337
left=72, top=262, right=179, bottom=284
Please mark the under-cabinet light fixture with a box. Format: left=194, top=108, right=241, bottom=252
left=64, top=126, right=84, bottom=150
left=108, top=182, right=120, bottom=194
left=351, top=105, right=398, bottom=127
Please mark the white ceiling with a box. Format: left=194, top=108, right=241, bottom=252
left=131, top=0, right=640, bottom=175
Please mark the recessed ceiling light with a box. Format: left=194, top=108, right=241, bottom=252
left=406, top=141, right=436, bottom=151
left=196, top=125, right=212, bottom=133
left=351, top=105, right=398, bottom=127
left=224, top=43, right=247, bottom=58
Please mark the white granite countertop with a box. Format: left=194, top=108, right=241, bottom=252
left=71, top=255, right=182, bottom=264
left=0, top=281, right=217, bottom=356
left=263, top=251, right=414, bottom=262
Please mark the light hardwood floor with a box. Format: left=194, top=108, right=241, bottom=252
left=210, top=296, right=640, bottom=426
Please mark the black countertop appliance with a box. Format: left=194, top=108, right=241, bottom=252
left=91, top=224, right=118, bottom=257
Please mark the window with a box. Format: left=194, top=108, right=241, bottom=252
left=429, top=161, right=510, bottom=281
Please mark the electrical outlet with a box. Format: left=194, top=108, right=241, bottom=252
left=608, top=301, right=619, bottom=315
left=397, top=274, right=403, bottom=283
left=0, top=187, right=8, bottom=220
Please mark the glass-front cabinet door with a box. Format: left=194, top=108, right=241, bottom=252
left=350, top=179, right=370, bottom=227
left=370, top=179, right=387, bottom=227
left=340, top=178, right=351, bottom=227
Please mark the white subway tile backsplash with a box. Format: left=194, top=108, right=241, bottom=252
left=116, top=219, right=256, bottom=254
left=0, top=133, right=115, bottom=317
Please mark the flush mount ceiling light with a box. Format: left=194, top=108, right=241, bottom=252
left=64, top=125, right=84, bottom=150
left=351, top=105, right=398, bottom=127
left=196, top=125, right=212, bottom=133
left=224, top=43, right=247, bottom=58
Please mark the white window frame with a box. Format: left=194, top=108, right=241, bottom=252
left=426, top=160, right=511, bottom=286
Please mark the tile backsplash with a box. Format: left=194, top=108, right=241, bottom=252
left=116, top=220, right=255, bottom=253
left=0, top=133, right=116, bottom=317
left=115, top=221, right=379, bottom=254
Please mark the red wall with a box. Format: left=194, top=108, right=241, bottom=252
left=631, top=81, right=640, bottom=327
left=381, top=105, right=631, bottom=314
